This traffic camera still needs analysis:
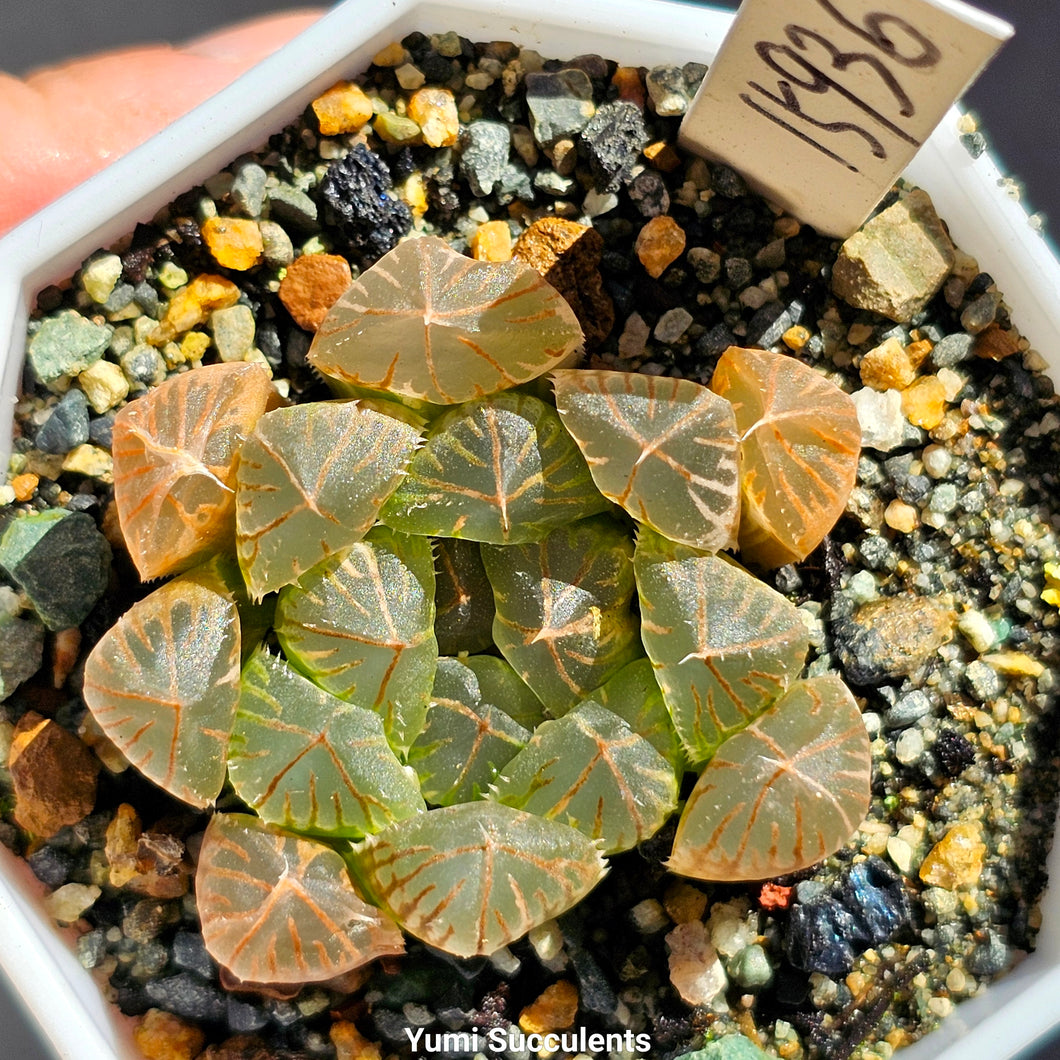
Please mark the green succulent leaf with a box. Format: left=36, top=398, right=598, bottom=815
left=492, top=700, right=678, bottom=854
left=197, top=813, right=405, bottom=986
left=275, top=526, right=437, bottom=754
left=182, top=553, right=275, bottom=662
left=433, top=538, right=496, bottom=656
left=634, top=529, right=809, bottom=764
left=408, top=656, right=534, bottom=806
left=553, top=369, right=741, bottom=552
left=352, top=800, right=607, bottom=957
left=308, top=235, right=584, bottom=405
left=82, top=574, right=240, bottom=809
left=229, top=647, right=425, bottom=837
left=667, top=676, right=872, bottom=881
left=593, top=657, right=686, bottom=773
left=710, top=347, right=861, bottom=569
left=236, top=401, right=421, bottom=599
left=482, top=515, right=642, bottom=717
left=380, top=392, right=608, bottom=544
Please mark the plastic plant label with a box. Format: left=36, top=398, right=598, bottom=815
left=679, top=0, right=1012, bottom=237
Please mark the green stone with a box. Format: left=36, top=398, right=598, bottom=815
left=728, top=944, right=774, bottom=988
left=210, top=304, right=257, bottom=361
left=0, top=510, right=111, bottom=630
left=375, top=111, right=422, bottom=144
left=674, top=1035, right=772, bottom=1060
left=0, top=612, right=44, bottom=700
left=27, top=310, right=113, bottom=387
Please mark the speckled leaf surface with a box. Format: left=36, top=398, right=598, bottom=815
left=433, top=538, right=496, bottom=656
left=236, top=401, right=420, bottom=599
left=493, top=700, right=678, bottom=854
left=82, top=575, right=240, bottom=808
left=380, top=392, right=607, bottom=544
left=553, top=369, right=741, bottom=552
left=482, top=515, right=642, bottom=716
left=230, top=648, right=425, bottom=836
left=197, top=813, right=405, bottom=986
left=182, top=553, right=275, bottom=662
left=634, top=529, right=808, bottom=764
left=593, top=657, right=686, bottom=772
left=711, top=347, right=860, bottom=569
left=408, top=656, right=532, bottom=806
left=352, top=801, right=606, bottom=957
left=308, top=235, right=583, bottom=405
left=275, top=526, right=437, bottom=753
left=668, top=676, right=872, bottom=881
left=112, top=361, right=280, bottom=581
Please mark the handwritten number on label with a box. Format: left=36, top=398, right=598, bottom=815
left=741, top=3, right=941, bottom=172
left=814, top=0, right=942, bottom=68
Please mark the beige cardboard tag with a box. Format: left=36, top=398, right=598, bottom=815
left=679, top=0, right=1012, bottom=237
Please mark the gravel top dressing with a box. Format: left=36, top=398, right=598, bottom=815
left=1, top=28, right=1059, bottom=1060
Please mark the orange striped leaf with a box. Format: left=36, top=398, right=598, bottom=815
left=309, top=236, right=583, bottom=405
left=634, top=529, right=808, bottom=764
left=229, top=648, right=425, bottom=836
left=111, top=362, right=280, bottom=581
left=711, top=347, right=860, bottom=569
left=380, top=393, right=607, bottom=544
left=493, top=700, right=678, bottom=854
left=275, top=526, right=437, bottom=754
left=197, top=813, right=405, bottom=986
left=668, top=676, right=872, bottom=881
left=353, top=801, right=606, bottom=957
left=235, top=400, right=420, bottom=599
left=553, top=369, right=741, bottom=552
left=482, top=515, right=642, bottom=717
left=82, top=575, right=240, bottom=808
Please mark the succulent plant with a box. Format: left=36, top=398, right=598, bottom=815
left=84, top=233, right=869, bottom=988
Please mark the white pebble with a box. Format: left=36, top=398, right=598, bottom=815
left=655, top=307, right=693, bottom=344
left=957, top=610, right=997, bottom=654
left=630, top=898, right=669, bottom=934
left=44, top=883, right=101, bottom=924
left=666, top=921, right=728, bottom=1005
left=921, top=444, right=952, bottom=478
left=851, top=387, right=906, bottom=451
left=895, top=728, right=924, bottom=765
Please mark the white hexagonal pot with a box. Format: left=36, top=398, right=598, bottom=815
left=0, top=1, right=1058, bottom=1058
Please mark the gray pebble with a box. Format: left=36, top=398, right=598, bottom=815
left=628, top=170, right=670, bottom=218
left=645, top=64, right=692, bottom=116
left=231, top=160, right=269, bottom=217
left=960, top=291, right=1000, bottom=334
left=724, top=256, right=753, bottom=288
left=967, top=930, right=1010, bottom=976
left=36, top=388, right=90, bottom=454
left=121, top=344, right=167, bottom=388
left=172, top=929, right=215, bottom=980
left=655, top=307, right=693, bottom=344
left=884, top=689, right=933, bottom=729
left=965, top=659, right=1003, bottom=702
left=267, top=183, right=319, bottom=230
left=931, top=332, right=974, bottom=366
left=144, top=973, right=227, bottom=1022
left=460, top=121, right=511, bottom=197
left=259, top=220, right=295, bottom=267
left=76, top=929, right=106, bottom=970
left=525, top=69, right=595, bottom=144
left=688, top=246, right=721, bottom=285
left=228, top=995, right=270, bottom=1033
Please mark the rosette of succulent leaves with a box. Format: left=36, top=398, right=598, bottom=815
left=81, top=235, right=870, bottom=990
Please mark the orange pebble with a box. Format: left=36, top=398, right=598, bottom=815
left=311, top=80, right=374, bottom=135
left=200, top=217, right=263, bottom=271
left=279, top=253, right=353, bottom=332
left=635, top=215, right=686, bottom=278
left=10, top=473, right=38, bottom=501
left=470, top=221, right=513, bottom=261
